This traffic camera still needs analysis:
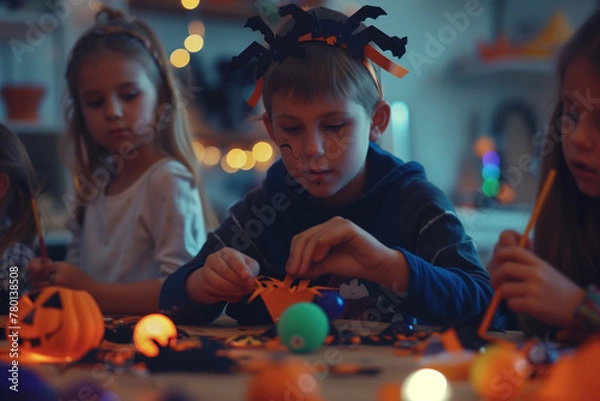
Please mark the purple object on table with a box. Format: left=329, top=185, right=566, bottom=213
left=313, top=290, right=345, bottom=321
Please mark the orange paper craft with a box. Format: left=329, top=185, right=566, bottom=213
left=248, top=275, right=336, bottom=323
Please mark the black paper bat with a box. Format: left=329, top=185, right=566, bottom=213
left=231, top=4, right=407, bottom=83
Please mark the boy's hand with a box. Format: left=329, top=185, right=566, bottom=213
left=286, top=216, right=402, bottom=282
left=488, top=229, right=585, bottom=328
left=187, top=247, right=259, bottom=304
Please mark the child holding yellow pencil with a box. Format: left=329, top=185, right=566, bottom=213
left=488, top=8, right=600, bottom=342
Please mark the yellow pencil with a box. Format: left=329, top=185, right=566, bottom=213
left=31, top=198, right=48, bottom=261
left=478, top=168, right=557, bottom=337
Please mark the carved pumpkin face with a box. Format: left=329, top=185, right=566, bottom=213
left=10, top=286, right=105, bottom=362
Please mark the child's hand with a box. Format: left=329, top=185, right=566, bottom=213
left=28, top=257, right=53, bottom=290
left=489, top=229, right=532, bottom=257
left=186, top=247, right=259, bottom=304
left=45, top=262, right=97, bottom=292
left=488, top=230, right=586, bottom=328
left=286, top=217, right=403, bottom=282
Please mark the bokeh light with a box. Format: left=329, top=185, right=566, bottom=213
left=254, top=161, right=271, bottom=173
left=181, top=0, right=200, bottom=10
left=402, top=368, right=451, bottom=401
left=482, top=164, right=501, bottom=180
left=185, top=34, right=204, bottom=52
left=202, top=146, right=221, bottom=166
left=133, top=314, right=177, bottom=357
left=170, top=48, right=190, bottom=68
left=482, top=179, right=501, bottom=197
left=221, top=156, right=239, bottom=174
left=192, top=141, right=205, bottom=161
left=497, top=182, right=516, bottom=204
left=482, top=150, right=501, bottom=166
left=473, top=136, right=496, bottom=158
left=188, top=20, right=206, bottom=36
left=226, top=148, right=247, bottom=169
left=241, top=150, right=256, bottom=170
left=252, top=141, right=273, bottom=162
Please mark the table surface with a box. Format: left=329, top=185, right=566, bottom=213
left=2, top=314, right=529, bottom=401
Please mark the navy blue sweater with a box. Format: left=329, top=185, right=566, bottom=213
left=160, top=143, right=494, bottom=326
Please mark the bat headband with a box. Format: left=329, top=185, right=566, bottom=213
left=231, top=4, right=409, bottom=108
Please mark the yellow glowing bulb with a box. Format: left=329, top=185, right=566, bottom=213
left=170, top=48, right=190, bottom=68
left=203, top=146, right=221, bottom=166
left=192, top=141, right=205, bottom=161
left=221, top=156, right=239, bottom=174
left=226, top=148, right=247, bottom=169
left=181, top=0, right=200, bottom=10
left=402, top=369, right=451, bottom=401
left=252, top=141, right=273, bottom=162
left=185, top=34, right=204, bottom=53
left=241, top=150, right=256, bottom=170
left=133, top=314, right=177, bottom=357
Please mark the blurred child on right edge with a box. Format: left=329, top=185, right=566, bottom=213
left=160, top=4, right=496, bottom=327
left=488, top=8, right=600, bottom=343
left=0, top=124, right=38, bottom=313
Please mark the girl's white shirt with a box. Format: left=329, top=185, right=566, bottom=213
left=66, top=158, right=206, bottom=284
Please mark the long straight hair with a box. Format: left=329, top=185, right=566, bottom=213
left=63, top=7, right=218, bottom=230
left=0, top=124, right=39, bottom=255
left=534, top=8, right=600, bottom=287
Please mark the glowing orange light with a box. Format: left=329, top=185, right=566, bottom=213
left=497, top=182, right=516, bottom=204
left=469, top=346, right=530, bottom=400
left=473, top=136, right=496, bottom=158
left=133, top=313, right=177, bottom=357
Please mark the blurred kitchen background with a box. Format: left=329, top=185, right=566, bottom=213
left=1, top=0, right=597, bottom=264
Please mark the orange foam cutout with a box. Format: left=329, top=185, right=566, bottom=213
left=248, top=275, right=336, bottom=323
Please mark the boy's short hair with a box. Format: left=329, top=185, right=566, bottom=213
left=262, top=42, right=381, bottom=117
left=262, top=7, right=381, bottom=117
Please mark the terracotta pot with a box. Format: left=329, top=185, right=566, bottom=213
left=1, top=84, right=46, bottom=122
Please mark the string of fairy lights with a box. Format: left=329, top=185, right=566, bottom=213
left=473, top=136, right=515, bottom=204
left=168, top=0, right=277, bottom=174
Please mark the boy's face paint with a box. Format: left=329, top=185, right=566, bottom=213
left=266, top=95, right=375, bottom=208
left=561, top=57, right=600, bottom=198
left=279, top=140, right=300, bottom=160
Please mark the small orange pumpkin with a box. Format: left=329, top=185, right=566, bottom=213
left=8, top=286, right=105, bottom=362
left=247, top=357, right=326, bottom=401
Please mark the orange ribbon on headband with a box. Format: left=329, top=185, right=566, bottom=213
left=233, top=4, right=409, bottom=108
left=245, top=36, right=409, bottom=108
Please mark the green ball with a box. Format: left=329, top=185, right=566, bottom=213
left=276, top=302, right=329, bottom=353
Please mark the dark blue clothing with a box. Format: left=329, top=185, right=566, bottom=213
left=160, top=143, right=495, bottom=326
